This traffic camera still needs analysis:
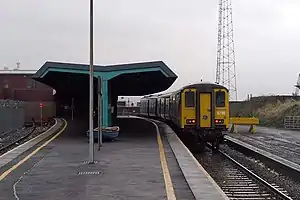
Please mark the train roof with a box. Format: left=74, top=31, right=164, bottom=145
left=182, top=82, right=228, bottom=91
left=158, top=92, right=173, bottom=98
left=167, top=82, right=228, bottom=95
left=141, top=82, right=228, bottom=100
left=141, top=94, right=159, bottom=99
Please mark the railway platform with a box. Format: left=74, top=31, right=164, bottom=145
left=230, top=125, right=300, bottom=141
left=226, top=125, right=300, bottom=173
left=0, top=116, right=228, bottom=200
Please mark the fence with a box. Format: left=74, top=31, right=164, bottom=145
left=0, top=100, right=25, bottom=133
left=284, top=116, right=300, bottom=129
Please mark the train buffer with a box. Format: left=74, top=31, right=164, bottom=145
left=229, top=117, right=260, bottom=133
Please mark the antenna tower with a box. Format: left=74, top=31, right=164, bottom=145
left=216, top=0, right=237, bottom=100
left=294, top=73, right=300, bottom=96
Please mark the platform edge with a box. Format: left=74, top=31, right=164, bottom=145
left=118, top=115, right=229, bottom=199
left=0, top=118, right=62, bottom=169
left=0, top=118, right=67, bottom=181
left=163, top=123, right=229, bottom=200
left=225, top=135, right=300, bottom=172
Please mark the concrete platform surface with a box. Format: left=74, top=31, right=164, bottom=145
left=0, top=117, right=197, bottom=200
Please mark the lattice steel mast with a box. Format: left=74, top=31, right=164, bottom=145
left=294, top=73, right=300, bottom=96
left=216, top=0, right=237, bottom=100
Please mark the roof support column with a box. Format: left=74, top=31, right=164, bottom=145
left=102, top=79, right=109, bottom=128
left=108, top=79, right=112, bottom=126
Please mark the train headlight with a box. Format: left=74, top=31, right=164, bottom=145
left=214, top=119, right=224, bottom=124
left=186, top=119, right=196, bottom=124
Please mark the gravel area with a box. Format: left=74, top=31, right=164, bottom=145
left=0, top=130, right=15, bottom=139
left=194, top=149, right=291, bottom=199
left=220, top=143, right=300, bottom=200
left=167, top=124, right=300, bottom=199
left=0, top=127, right=34, bottom=149
left=0, top=124, right=52, bottom=155
left=228, top=133, right=300, bottom=165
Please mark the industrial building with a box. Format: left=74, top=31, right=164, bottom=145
left=0, top=68, right=55, bottom=122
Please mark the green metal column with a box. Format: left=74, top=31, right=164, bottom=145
left=102, top=79, right=109, bottom=127
left=111, top=92, right=118, bottom=125
left=107, top=80, right=112, bottom=126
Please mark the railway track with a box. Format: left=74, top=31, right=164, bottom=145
left=195, top=145, right=293, bottom=200
left=0, top=119, right=57, bottom=156
left=0, top=127, right=35, bottom=154
left=0, top=125, right=52, bottom=155
left=225, top=133, right=300, bottom=165
left=223, top=135, right=300, bottom=179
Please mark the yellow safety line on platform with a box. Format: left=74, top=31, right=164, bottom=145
left=155, top=123, right=177, bottom=200
left=0, top=119, right=68, bottom=182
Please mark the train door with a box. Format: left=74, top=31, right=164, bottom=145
left=199, top=93, right=212, bottom=128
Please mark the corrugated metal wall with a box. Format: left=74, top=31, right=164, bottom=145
left=0, top=100, right=24, bottom=133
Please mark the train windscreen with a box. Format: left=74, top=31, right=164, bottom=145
left=216, top=91, right=225, bottom=107
left=185, top=91, right=195, bottom=107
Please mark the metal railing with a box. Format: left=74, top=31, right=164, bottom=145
left=284, top=116, right=300, bottom=129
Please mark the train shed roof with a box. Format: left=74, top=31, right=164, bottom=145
left=33, top=61, right=177, bottom=97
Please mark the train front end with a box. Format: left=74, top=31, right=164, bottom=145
left=180, top=83, right=229, bottom=151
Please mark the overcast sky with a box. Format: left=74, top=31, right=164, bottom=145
left=1, top=0, right=300, bottom=101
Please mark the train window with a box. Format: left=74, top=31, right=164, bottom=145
left=216, top=91, right=225, bottom=107
left=185, top=91, right=195, bottom=107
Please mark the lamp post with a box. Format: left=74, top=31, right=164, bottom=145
left=89, top=0, right=94, bottom=164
